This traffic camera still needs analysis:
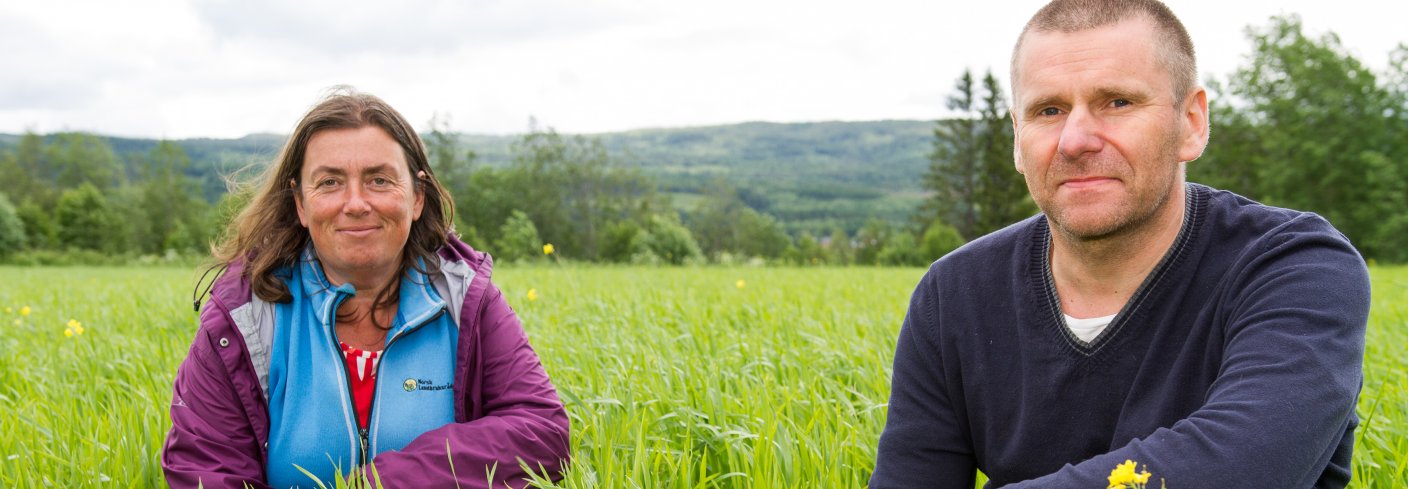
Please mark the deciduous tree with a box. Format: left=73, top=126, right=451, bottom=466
left=1195, top=14, right=1407, bottom=261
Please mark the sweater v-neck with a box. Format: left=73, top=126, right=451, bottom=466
left=1033, top=183, right=1204, bottom=357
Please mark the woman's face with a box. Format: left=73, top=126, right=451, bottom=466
left=295, top=126, right=424, bottom=284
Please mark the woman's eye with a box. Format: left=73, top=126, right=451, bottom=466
left=317, top=178, right=339, bottom=188
left=371, top=177, right=391, bottom=186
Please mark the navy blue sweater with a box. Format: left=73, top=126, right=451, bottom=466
left=872, top=184, right=1369, bottom=488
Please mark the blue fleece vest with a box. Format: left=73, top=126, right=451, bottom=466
left=266, top=250, right=458, bottom=488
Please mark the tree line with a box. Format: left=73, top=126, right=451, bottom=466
left=0, top=15, right=1403, bottom=266
left=423, top=118, right=961, bottom=266
left=0, top=135, right=210, bottom=263
left=0, top=119, right=957, bottom=267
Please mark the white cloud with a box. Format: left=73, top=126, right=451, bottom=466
left=189, top=0, right=649, bottom=58
left=0, top=0, right=1404, bottom=138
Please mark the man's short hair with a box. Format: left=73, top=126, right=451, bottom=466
left=1011, top=0, right=1197, bottom=101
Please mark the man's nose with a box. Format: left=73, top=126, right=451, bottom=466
left=1057, top=107, right=1104, bottom=159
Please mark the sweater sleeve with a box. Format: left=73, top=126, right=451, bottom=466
left=1004, top=220, right=1370, bottom=488
left=365, top=284, right=571, bottom=488
left=162, top=304, right=271, bottom=489
left=871, top=270, right=979, bottom=488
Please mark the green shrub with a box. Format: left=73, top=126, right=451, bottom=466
left=56, top=183, right=124, bottom=253
left=634, top=215, right=702, bottom=265
left=921, top=221, right=966, bottom=263
left=877, top=232, right=925, bottom=267
left=493, top=210, right=543, bottom=263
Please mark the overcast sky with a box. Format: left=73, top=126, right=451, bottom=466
left=2, top=0, right=1404, bottom=139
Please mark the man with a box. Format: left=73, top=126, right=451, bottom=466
left=871, top=1, right=1370, bottom=487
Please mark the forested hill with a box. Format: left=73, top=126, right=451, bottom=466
left=458, top=120, right=933, bottom=197
left=0, top=119, right=934, bottom=235
left=571, top=120, right=934, bottom=233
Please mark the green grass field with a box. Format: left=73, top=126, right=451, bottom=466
left=0, top=265, right=1404, bottom=487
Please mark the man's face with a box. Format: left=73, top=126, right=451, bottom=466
left=1011, top=16, right=1207, bottom=242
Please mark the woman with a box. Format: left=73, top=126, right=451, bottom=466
left=162, top=89, right=570, bottom=488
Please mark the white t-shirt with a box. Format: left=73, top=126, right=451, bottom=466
left=1064, top=313, right=1117, bottom=343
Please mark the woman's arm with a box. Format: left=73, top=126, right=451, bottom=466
left=163, top=304, right=270, bottom=489
left=367, top=284, right=571, bottom=488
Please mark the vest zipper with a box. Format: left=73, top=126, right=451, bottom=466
left=358, top=428, right=370, bottom=465
left=323, top=293, right=369, bottom=468
left=358, top=306, right=447, bottom=468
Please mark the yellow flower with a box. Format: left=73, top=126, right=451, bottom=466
left=736, top=279, right=746, bottom=289
left=20, top=306, right=31, bottom=317
left=526, top=288, right=539, bottom=301
left=1107, top=460, right=1152, bottom=489
left=1108, top=460, right=1137, bottom=486
left=65, top=319, right=85, bottom=336
left=542, top=243, right=555, bottom=255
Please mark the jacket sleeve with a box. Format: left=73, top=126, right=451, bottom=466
left=163, top=303, right=270, bottom=489
left=367, top=284, right=571, bottom=488
left=870, top=270, right=978, bottom=488
left=1004, top=222, right=1370, bottom=488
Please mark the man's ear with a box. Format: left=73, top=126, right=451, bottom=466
left=1011, top=110, right=1025, bottom=174
left=1177, top=87, right=1210, bottom=163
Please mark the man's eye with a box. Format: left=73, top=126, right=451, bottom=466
left=317, top=179, right=339, bottom=188
left=371, top=177, right=391, bottom=186
left=1039, top=107, right=1062, bottom=116
left=1111, top=99, right=1131, bottom=108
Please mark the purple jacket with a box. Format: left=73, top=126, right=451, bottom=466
left=163, top=236, right=570, bottom=488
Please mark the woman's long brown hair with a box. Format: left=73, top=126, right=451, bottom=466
left=206, top=86, right=456, bottom=329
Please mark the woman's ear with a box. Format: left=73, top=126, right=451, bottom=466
left=413, top=171, right=426, bottom=221
left=291, top=178, right=309, bottom=228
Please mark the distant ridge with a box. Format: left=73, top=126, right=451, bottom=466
left=0, top=119, right=938, bottom=234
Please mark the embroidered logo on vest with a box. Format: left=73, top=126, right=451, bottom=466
left=402, top=378, right=451, bottom=392
left=402, top=378, right=452, bottom=392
